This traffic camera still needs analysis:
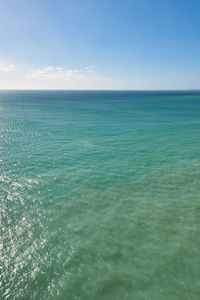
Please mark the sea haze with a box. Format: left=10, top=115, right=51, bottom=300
left=1, top=91, right=200, bottom=299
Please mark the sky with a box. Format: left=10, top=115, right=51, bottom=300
left=0, top=0, right=200, bottom=90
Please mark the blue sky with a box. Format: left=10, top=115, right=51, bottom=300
left=0, top=0, right=200, bottom=89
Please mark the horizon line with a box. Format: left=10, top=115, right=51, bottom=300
left=1, top=89, right=200, bottom=92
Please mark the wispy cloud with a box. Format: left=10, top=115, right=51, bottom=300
left=0, top=63, right=15, bottom=72
left=0, top=64, right=113, bottom=89
left=27, top=65, right=109, bottom=82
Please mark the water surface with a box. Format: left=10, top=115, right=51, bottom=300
left=1, top=91, right=200, bottom=299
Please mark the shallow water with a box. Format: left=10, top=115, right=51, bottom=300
left=1, top=91, right=200, bottom=299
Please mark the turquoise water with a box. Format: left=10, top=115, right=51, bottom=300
left=1, top=91, right=200, bottom=299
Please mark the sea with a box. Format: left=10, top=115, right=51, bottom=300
left=1, top=91, right=200, bottom=299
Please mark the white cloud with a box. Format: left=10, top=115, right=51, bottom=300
left=84, top=65, right=96, bottom=70
left=0, top=63, right=15, bottom=72
left=27, top=65, right=110, bottom=82
left=0, top=64, right=113, bottom=89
